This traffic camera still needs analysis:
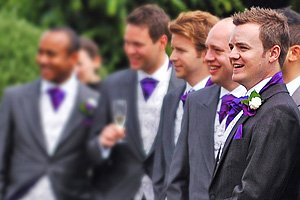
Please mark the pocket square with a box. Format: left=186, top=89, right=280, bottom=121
left=233, top=124, right=243, bottom=140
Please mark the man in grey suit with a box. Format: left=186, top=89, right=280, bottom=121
left=280, top=7, right=300, bottom=109
left=152, top=10, right=219, bottom=200
left=0, top=27, right=99, bottom=200
left=208, top=7, right=300, bottom=199
left=166, top=18, right=246, bottom=200
left=88, top=4, right=184, bottom=200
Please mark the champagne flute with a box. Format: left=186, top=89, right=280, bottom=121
left=112, top=99, right=127, bottom=143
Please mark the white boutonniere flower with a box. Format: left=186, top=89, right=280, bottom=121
left=249, top=96, right=262, bottom=110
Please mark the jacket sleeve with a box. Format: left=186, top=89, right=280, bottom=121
left=87, top=80, right=112, bottom=165
left=0, top=89, right=14, bottom=199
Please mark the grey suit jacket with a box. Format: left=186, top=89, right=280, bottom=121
left=152, top=84, right=185, bottom=200
left=0, top=79, right=99, bottom=200
left=88, top=68, right=184, bottom=200
left=292, top=86, right=300, bottom=110
left=166, top=84, right=220, bottom=200
left=209, top=84, right=300, bottom=200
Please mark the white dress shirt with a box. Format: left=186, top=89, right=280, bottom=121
left=286, top=75, right=300, bottom=96
left=21, top=74, right=78, bottom=200
left=174, top=76, right=210, bottom=144
left=214, top=85, right=246, bottom=158
left=135, top=55, right=171, bottom=200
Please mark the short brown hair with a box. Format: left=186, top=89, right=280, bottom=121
left=79, top=37, right=100, bottom=59
left=233, top=7, right=290, bottom=67
left=278, top=7, right=300, bottom=46
left=126, top=4, right=170, bottom=43
left=169, top=10, right=219, bottom=52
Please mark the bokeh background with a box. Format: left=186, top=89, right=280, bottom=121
left=0, top=0, right=298, bottom=96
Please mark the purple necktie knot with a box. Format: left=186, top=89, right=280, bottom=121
left=180, top=89, right=194, bottom=106
left=205, top=77, right=214, bottom=87
left=47, top=87, right=65, bottom=111
left=225, top=96, right=248, bottom=128
left=218, top=94, right=236, bottom=124
left=140, top=77, right=159, bottom=101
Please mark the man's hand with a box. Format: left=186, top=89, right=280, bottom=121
left=98, top=124, right=125, bottom=148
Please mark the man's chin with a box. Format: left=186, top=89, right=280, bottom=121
left=232, top=74, right=244, bottom=86
left=41, top=73, right=54, bottom=81
left=130, top=65, right=141, bottom=71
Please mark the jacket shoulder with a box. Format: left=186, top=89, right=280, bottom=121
left=79, top=83, right=100, bottom=100
left=189, top=84, right=220, bottom=101
left=104, top=69, right=135, bottom=85
left=2, top=80, right=39, bottom=98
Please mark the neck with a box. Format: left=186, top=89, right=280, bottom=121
left=50, top=73, right=73, bottom=85
left=244, top=64, right=281, bottom=91
left=144, top=53, right=166, bottom=75
left=282, top=62, right=300, bottom=83
left=187, top=72, right=209, bottom=87
left=83, top=74, right=100, bottom=84
left=222, top=81, right=240, bottom=92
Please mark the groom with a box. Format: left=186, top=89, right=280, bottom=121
left=209, top=7, right=300, bottom=199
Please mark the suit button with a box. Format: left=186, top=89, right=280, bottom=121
left=210, top=194, right=215, bottom=200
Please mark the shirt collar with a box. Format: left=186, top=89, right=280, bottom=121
left=219, top=85, right=247, bottom=99
left=41, top=73, right=78, bottom=95
left=184, top=76, right=210, bottom=93
left=246, top=77, right=272, bottom=96
left=286, top=75, right=300, bottom=96
left=138, top=54, right=169, bottom=82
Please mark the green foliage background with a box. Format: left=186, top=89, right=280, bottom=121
left=0, top=0, right=299, bottom=96
left=0, top=11, right=42, bottom=96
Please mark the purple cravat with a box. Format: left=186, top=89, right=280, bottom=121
left=227, top=71, right=283, bottom=128
left=218, top=94, right=236, bottom=124
left=140, top=77, right=159, bottom=101
left=226, top=96, right=247, bottom=128
left=47, top=87, right=65, bottom=111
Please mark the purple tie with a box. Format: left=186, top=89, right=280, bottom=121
left=180, top=89, right=194, bottom=106
left=218, top=94, right=236, bottom=124
left=47, top=87, right=65, bottom=111
left=140, top=77, right=159, bottom=101
left=205, top=77, right=214, bottom=87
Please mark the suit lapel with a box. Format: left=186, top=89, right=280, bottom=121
left=125, top=71, right=146, bottom=159
left=54, top=84, right=86, bottom=152
left=212, top=114, right=250, bottom=179
left=169, top=86, right=186, bottom=152
left=292, top=86, right=300, bottom=108
left=22, top=80, right=48, bottom=154
left=199, top=85, right=221, bottom=176
left=147, top=85, right=185, bottom=159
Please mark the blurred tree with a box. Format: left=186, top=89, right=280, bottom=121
left=0, top=10, right=42, bottom=96
left=0, top=0, right=245, bottom=74
left=0, top=0, right=300, bottom=96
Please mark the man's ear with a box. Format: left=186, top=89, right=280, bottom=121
left=286, top=45, right=300, bottom=62
left=269, top=45, right=280, bottom=63
left=69, top=51, right=79, bottom=66
left=159, top=34, right=168, bottom=50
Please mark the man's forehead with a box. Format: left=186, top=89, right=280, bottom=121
left=230, top=24, right=260, bottom=41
